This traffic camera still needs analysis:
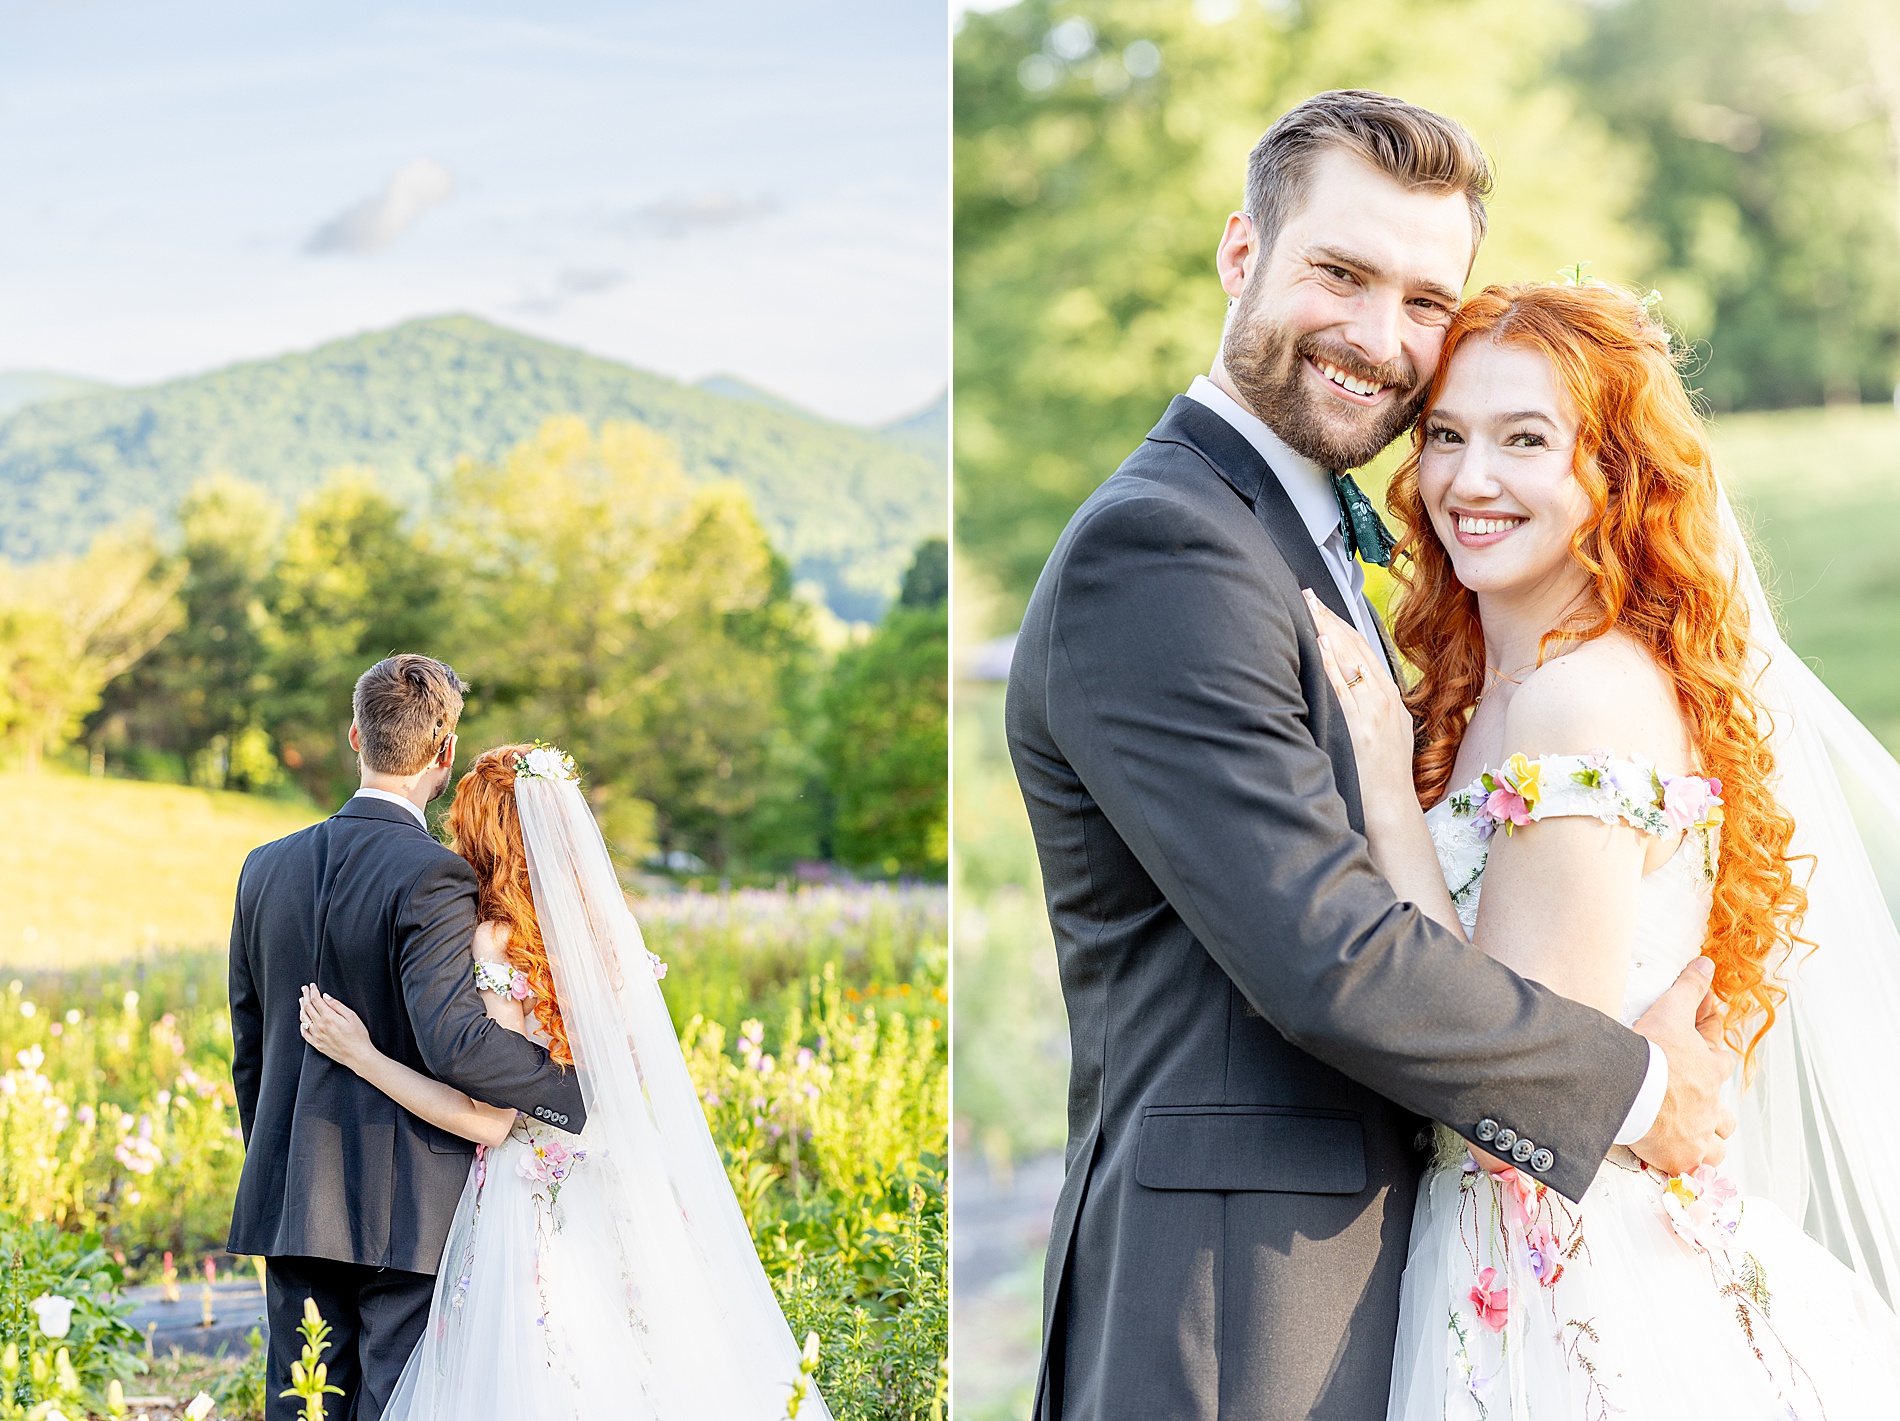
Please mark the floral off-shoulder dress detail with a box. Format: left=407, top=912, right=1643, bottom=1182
left=1387, top=754, right=1900, bottom=1421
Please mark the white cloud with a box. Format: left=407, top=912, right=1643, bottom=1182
left=624, top=191, right=777, bottom=237
left=306, top=158, right=455, bottom=254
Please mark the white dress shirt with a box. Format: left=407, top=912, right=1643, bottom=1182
left=1182, top=374, right=1670, bottom=1149
left=351, top=786, right=428, bottom=829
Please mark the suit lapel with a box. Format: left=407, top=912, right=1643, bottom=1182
left=1146, top=396, right=1357, bottom=628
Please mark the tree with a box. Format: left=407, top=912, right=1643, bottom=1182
left=0, top=531, right=181, bottom=770
left=821, top=541, right=949, bottom=878
left=438, top=416, right=822, bottom=869
left=1563, top=0, right=1900, bottom=410
left=262, top=472, right=448, bottom=805
left=93, top=476, right=281, bottom=788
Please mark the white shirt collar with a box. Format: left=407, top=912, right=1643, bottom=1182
left=1185, top=374, right=1341, bottom=549
left=351, top=786, right=428, bottom=829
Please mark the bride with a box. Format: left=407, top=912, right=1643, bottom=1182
left=1307, top=278, right=1900, bottom=1418
left=296, top=743, right=828, bottom=1420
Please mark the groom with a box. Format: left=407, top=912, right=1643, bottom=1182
left=228, top=654, right=586, bottom=1421
left=1007, top=91, right=1735, bottom=1419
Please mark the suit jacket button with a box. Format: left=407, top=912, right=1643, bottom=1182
left=558, top=1114, right=568, bottom=1125
left=1530, top=1148, right=1555, bottom=1173
left=1492, top=1128, right=1518, bottom=1153
left=1512, top=1137, right=1535, bottom=1163
left=1475, top=1118, right=1499, bottom=1142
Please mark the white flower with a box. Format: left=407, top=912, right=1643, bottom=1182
left=185, top=1391, right=216, bottom=1420
left=519, top=746, right=575, bottom=781
left=30, top=1293, right=74, bottom=1338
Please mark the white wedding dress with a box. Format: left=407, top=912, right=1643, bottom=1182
left=1386, top=754, right=1900, bottom=1420
left=384, top=762, right=828, bottom=1420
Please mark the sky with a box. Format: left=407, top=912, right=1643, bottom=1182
left=0, top=0, right=948, bottom=426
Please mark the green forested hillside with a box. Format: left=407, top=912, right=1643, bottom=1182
left=0, top=316, right=946, bottom=619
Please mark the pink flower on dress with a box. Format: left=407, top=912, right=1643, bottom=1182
left=517, top=1134, right=586, bottom=1186
left=508, top=970, right=532, bottom=1002
left=1501, top=1167, right=1541, bottom=1230
left=648, top=951, right=668, bottom=981
left=474, top=1143, right=487, bottom=1189
left=1469, top=1267, right=1510, bottom=1331
left=1484, top=787, right=1531, bottom=828
left=1661, top=775, right=1723, bottom=831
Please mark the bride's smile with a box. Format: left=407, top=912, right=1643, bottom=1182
left=1417, top=337, right=1595, bottom=628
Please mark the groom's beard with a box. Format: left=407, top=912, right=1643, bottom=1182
left=1222, top=292, right=1427, bottom=471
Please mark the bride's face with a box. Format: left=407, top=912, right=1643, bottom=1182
left=1416, top=338, right=1594, bottom=604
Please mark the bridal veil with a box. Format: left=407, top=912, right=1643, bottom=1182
left=1721, top=487, right=1900, bottom=1306
left=514, top=770, right=831, bottom=1419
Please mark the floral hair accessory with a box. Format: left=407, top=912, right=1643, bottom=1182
left=513, top=741, right=579, bottom=782
left=648, top=950, right=668, bottom=981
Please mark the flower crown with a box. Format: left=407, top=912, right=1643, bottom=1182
left=512, top=742, right=579, bottom=782
left=1558, top=260, right=1669, bottom=343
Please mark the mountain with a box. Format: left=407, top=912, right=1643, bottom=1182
left=878, top=392, right=947, bottom=460
left=691, top=374, right=815, bottom=419
left=0, top=317, right=946, bottom=620
left=0, top=371, right=113, bottom=420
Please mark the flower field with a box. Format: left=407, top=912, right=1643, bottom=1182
left=0, top=883, right=946, bottom=1420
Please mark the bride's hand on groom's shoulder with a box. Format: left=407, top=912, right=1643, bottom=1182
left=1305, top=590, right=1414, bottom=815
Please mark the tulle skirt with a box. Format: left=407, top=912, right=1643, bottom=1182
left=384, top=1118, right=778, bottom=1420
left=1388, top=1126, right=1900, bottom=1420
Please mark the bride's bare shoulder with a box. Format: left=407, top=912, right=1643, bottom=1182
left=1503, top=633, right=1690, bottom=764
left=472, top=920, right=514, bottom=957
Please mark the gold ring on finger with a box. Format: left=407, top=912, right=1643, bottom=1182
left=1345, top=666, right=1365, bottom=687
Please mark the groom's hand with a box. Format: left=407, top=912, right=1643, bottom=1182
left=1630, top=956, right=1737, bottom=1175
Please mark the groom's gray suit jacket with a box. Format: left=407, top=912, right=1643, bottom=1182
left=227, top=796, right=586, bottom=1275
left=1006, top=397, right=1651, bottom=1421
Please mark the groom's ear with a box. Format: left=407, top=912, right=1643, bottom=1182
left=1217, top=211, right=1263, bottom=301
left=347, top=722, right=362, bottom=753
left=436, top=732, right=458, bottom=770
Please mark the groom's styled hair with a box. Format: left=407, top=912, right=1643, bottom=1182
left=351, top=654, right=468, bottom=776
left=1247, top=90, right=1494, bottom=256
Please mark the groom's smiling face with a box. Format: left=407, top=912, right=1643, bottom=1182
left=1217, top=147, right=1475, bottom=470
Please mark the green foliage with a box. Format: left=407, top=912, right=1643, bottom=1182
left=0, top=315, right=945, bottom=620
left=1563, top=0, right=1900, bottom=410
left=440, top=418, right=825, bottom=868
left=0, top=531, right=181, bottom=771
left=215, top=1327, right=268, bottom=1421
left=820, top=543, right=950, bottom=877
left=0, top=1221, right=143, bottom=1411
left=822, top=608, right=949, bottom=877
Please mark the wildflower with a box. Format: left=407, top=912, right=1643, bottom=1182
left=185, top=1393, right=216, bottom=1420
left=15, top=1044, right=43, bottom=1071
left=30, top=1294, right=74, bottom=1339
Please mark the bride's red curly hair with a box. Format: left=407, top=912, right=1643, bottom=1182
left=1386, top=280, right=1806, bottom=1060
left=447, top=744, right=572, bottom=1066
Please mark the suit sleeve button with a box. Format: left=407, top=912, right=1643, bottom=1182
left=1530, top=1148, right=1555, bottom=1173
left=1492, top=1128, right=1518, bottom=1153
left=1475, top=1118, right=1499, bottom=1142
left=1512, top=1137, right=1535, bottom=1163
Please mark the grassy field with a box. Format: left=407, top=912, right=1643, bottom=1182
left=0, top=773, right=319, bottom=966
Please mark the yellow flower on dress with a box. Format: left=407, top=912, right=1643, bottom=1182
left=1502, top=754, right=1543, bottom=812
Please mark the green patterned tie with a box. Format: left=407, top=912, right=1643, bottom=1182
left=1332, top=469, right=1397, bottom=568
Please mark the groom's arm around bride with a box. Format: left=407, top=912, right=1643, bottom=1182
left=1005, top=92, right=1731, bottom=1421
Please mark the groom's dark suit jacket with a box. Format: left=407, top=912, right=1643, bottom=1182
left=227, top=796, right=586, bottom=1275
left=1006, top=398, right=1651, bottom=1421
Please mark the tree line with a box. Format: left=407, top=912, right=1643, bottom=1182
left=0, top=416, right=947, bottom=878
